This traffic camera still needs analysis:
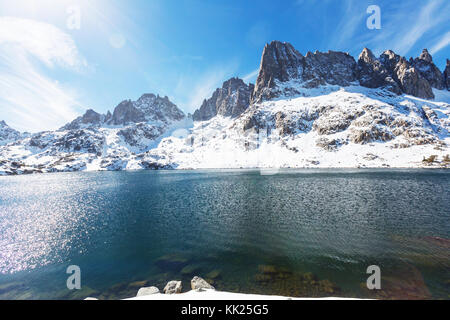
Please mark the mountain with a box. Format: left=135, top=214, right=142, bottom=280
left=0, top=121, right=27, bottom=146
left=193, top=77, right=254, bottom=121
left=0, top=41, right=449, bottom=175
left=0, top=94, right=187, bottom=175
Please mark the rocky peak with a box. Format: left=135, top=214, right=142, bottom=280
left=418, top=49, right=433, bottom=63
left=302, top=50, right=357, bottom=88
left=109, top=94, right=184, bottom=125
left=377, top=49, right=435, bottom=99
left=252, top=41, right=304, bottom=103
left=193, top=77, right=254, bottom=121
left=252, top=41, right=358, bottom=103
left=359, top=48, right=376, bottom=63
left=61, top=108, right=105, bottom=130
left=411, top=49, right=445, bottom=90
left=134, top=93, right=185, bottom=123
left=109, top=100, right=146, bottom=125
left=0, top=120, right=22, bottom=145
left=357, top=48, right=400, bottom=93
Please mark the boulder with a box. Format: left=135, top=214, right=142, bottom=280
left=136, top=286, right=160, bottom=297
left=191, top=276, right=215, bottom=290
left=163, top=281, right=182, bottom=294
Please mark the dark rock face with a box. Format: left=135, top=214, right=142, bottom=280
left=357, top=48, right=401, bottom=94
left=444, top=59, right=450, bottom=90
left=53, top=129, right=105, bottom=155
left=108, top=94, right=184, bottom=125
left=117, top=123, right=164, bottom=147
left=253, top=42, right=358, bottom=102
left=60, top=94, right=185, bottom=129
left=253, top=41, right=443, bottom=103
left=253, top=41, right=304, bottom=103
left=193, top=77, right=254, bottom=121
left=252, top=41, right=357, bottom=103
left=411, top=49, right=445, bottom=90
left=366, top=49, right=434, bottom=99
left=302, top=50, right=357, bottom=87
left=109, top=100, right=146, bottom=125
left=134, top=94, right=185, bottom=122
left=61, top=109, right=104, bottom=130
left=378, top=50, right=434, bottom=99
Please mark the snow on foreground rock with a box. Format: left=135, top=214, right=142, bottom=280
left=125, top=289, right=361, bottom=300
left=148, top=86, right=450, bottom=169
left=0, top=86, right=449, bottom=175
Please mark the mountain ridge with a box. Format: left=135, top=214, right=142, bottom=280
left=0, top=41, right=449, bottom=175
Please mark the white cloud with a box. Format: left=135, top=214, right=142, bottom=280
left=429, top=31, right=450, bottom=55
left=171, top=64, right=238, bottom=114
left=242, top=69, right=259, bottom=84
left=391, top=1, right=445, bottom=54
left=0, top=17, right=85, bottom=132
left=366, top=1, right=450, bottom=56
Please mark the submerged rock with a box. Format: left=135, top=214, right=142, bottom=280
left=155, top=253, right=189, bottom=271
left=191, top=276, right=215, bottom=290
left=205, top=269, right=222, bottom=280
left=164, top=280, right=182, bottom=294
left=181, top=264, right=202, bottom=276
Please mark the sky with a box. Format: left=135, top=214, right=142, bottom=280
left=0, top=0, right=449, bottom=132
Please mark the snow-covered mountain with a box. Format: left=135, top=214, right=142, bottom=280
left=0, top=94, right=188, bottom=175
left=0, top=121, right=28, bottom=146
left=0, top=41, right=449, bottom=175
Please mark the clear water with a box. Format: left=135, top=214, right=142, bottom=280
left=0, top=169, right=449, bottom=300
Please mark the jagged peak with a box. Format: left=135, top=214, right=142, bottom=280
left=359, top=48, right=376, bottom=61
left=418, top=48, right=432, bottom=63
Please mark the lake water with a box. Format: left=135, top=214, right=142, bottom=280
left=0, top=169, right=449, bottom=300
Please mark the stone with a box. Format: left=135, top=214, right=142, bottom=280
left=136, top=286, right=160, bottom=297
left=163, top=280, right=182, bottom=294
left=191, top=276, right=214, bottom=290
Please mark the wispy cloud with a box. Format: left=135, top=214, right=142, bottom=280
left=329, top=0, right=366, bottom=51
left=242, top=69, right=259, bottom=84
left=172, top=64, right=238, bottom=114
left=429, top=31, right=450, bottom=55
left=365, top=1, right=450, bottom=56
left=0, top=17, right=85, bottom=132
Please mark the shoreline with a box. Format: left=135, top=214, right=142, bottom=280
left=124, top=289, right=363, bottom=301
left=1, top=164, right=449, bottom=177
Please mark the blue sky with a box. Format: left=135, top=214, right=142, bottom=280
left=0, top=0, right=449, bottom=132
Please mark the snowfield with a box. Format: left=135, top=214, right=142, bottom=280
left=0, top=85, right=449, bottom=175
left=146, top=86, right=450, bottom=170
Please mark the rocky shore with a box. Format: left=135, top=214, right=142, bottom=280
left=82, top=276, right=357, bottom=300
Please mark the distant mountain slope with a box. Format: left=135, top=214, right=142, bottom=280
left=0, top=121, right=28, bottom=146
left=0, top=42, right=449, bottom=175
left=0, top=94, right=187, bottom=175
